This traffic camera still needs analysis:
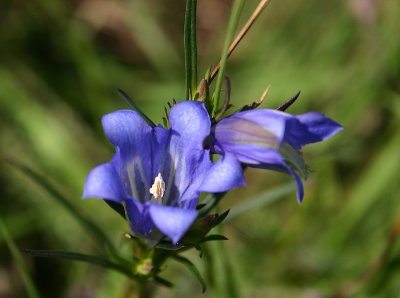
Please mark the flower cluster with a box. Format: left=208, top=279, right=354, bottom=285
left=83, top=100, right=342, bottom=245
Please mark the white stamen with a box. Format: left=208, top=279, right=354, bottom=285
left=149, top=173, right=165, bottom=199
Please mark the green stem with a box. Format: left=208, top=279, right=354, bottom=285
left=184, top=0, right=198, bottom=99
left=190, top=0, right=197, bottom=93
left=138, top=280, right=156, bottom=298
left=212, top=0, right=245, bottom=115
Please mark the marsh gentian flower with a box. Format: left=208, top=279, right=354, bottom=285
left=211, top=109, right=343, bottom=202
left=83, top=101, right=244, bottom=244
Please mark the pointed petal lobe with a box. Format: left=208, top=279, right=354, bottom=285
left=102, top=110, right=153, bottom=200
left=83, top=162, right=125, bottom=202
left=200, top=153, right=246, bottom=193
left=149, top=205, right=198, bottom=244
left=169, top=101, right=211, bottom=142
left=296, top=112, right=343, bottom=141
left=125, top=200, right=154, bottom=236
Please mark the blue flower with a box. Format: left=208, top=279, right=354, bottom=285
left=211, top=109, right=343, bottom=202
left=83, top=101, right=244, bottom=244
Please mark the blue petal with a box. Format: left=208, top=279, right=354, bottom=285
left=213, top=110, right=287, bottom=166
left=172, top=147, right=212, bottom=205
left=254, top=161, right=305, bottom=203
left=283, top=165, right=305, bottom=203
left=83, top=162, right=125, bottom=202
left=169, top=101, right=211, bottom=143
left=149, top=126, right=181, bottom=203
left=200, top=153, right=246, bottom=193
left=102, top=110, right=153, bottom=201
left=167, top=102, right=214, bottom=205
left=231, top=109, right=288, bottom=138
left=296, top=112, right=343, bottom=141
left=149, top=205, right=198, bottom=244
left=214, top=110, right=285, bottom=150
left=285, top=112, right=343, bottom=150
left=214, top=143, right=284, bottom=165
left=125, top=200, right=154, bottom=236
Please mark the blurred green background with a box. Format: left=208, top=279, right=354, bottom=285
left=1, top=0, right=400, bottom=297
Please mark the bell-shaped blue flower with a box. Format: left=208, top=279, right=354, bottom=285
left=211, top=109, right=343, bottom=202
left=83, top=101, right=245, bottom=244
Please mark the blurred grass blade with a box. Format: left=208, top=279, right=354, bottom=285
left=0, top=219, right=40, bottom=298
left=206, top=224, right=239, bottom=298
left=219, top=240, right=238, bottom=298
left=172, top=254, right=206, bottom=293
left=227, top=182, right=296, bottom=221
left=184, top=0, right=198, bottom=99
left=212, top=0, right=245, bottom=115
left=117, top=89, right=156, bottom=127
left=22, top=249, right=132, bottom=278
left=323, top=127, right=400, bottom=247
left=8, top=160, right=118, bottom=256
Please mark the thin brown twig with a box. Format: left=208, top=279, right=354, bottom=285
left=259, top=84, right=271, bottom=102
left=209, top=0, right=272, bottom=83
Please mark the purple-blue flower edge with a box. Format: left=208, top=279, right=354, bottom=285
left=212, top=109, right=343, bottom=202
left=83, top=101, right=245, bottom=244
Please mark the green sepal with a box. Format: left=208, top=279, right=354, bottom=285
left=198, top=192, right=227, bottom=216
left=200, top=234, right=229, bottom=243
left=179, top=214, right=219, bottom=246
left=211, top=209, right=230, bottom=227
left=214, top=76, right=233, bottom=120
left=194, top=78, right=214, bottom=115
left=240, top=96, right=266, bottom=112
left=280, top=142, right=309, bottom=179
left=276, top=90, right=301, bottom=111
left=154, top=210, right=230, bottom=249
left=104, top=200, right=126, bottom=220
left=154, top=276, right=174, bottom=288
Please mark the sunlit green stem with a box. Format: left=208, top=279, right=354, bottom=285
left=208, top=0, right=271, bottom=84
left=212, top=0, right=245, bottom=115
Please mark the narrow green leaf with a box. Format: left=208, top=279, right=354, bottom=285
left=172, top=254, right=206, bottom=292
left=8, top=160, right=118, bottom=256
left=117, top=89, right=156, bottom=127
left=0, top=219, right=40, bottom=298
left=212, top=0, right=245, bottom=115
left=22, top=249, right=133, bottom=278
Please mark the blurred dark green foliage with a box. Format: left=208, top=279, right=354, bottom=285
left=0, top=0, right=399, bottom=297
